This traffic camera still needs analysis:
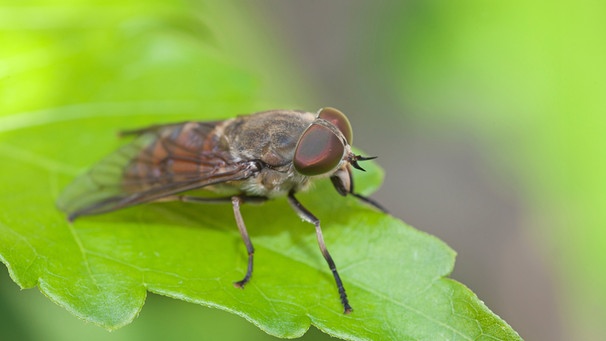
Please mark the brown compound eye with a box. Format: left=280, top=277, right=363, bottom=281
left=317, top=107, right=353, bottom=144
left=294, top=124, right=345, bottom=176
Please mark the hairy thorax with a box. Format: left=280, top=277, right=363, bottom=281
left=209, top=110, right=317, bottom=197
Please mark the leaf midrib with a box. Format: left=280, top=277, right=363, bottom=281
left=0, top=101, right=202, bottom=134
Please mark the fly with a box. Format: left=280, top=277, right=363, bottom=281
left=57, top=107, right=386, bottom=314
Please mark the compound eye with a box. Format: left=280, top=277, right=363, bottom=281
left=294, top=124, right=345, bottom=176
left=317, top=107, right=353, bottom=144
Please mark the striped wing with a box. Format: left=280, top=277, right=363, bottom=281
left=57, top=121, right=254, bottom=220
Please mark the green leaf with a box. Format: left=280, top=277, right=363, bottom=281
left=0, top=1, right=521, bottom=340
left=0, top=120, right=521, bottom=340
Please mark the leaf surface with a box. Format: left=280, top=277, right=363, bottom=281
left=0, top=1, right=521, bottom=340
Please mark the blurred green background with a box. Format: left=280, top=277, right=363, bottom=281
left=1, top=1, right=605, bottom=340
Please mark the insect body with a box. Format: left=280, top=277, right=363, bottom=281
left=57, top=107, right=385, bottom=313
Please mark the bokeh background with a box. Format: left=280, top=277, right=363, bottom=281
left=1, top=1, right=605, bottom=340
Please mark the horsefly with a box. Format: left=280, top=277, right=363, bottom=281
left=57, top=107, right=386, bottom=313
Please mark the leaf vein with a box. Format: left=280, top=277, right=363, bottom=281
left=253, top=239, right=474, bottom=340
left=67, top=223, right=100, bottom=289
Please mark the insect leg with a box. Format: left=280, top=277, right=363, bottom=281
left=346, top=169, right=388, bottom=212
left=287, top=190, right=353, bottom=314
left=156, top=194, right=266, bottom=288
left=350, top=193, right=388, bottom=213
left=330, top=167, right=388, bottom=213
left=231, top=195, right=255, bottom=288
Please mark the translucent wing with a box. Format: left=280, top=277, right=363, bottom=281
left=57, top=121, right=255, bottom=220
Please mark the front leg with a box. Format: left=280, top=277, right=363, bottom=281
left=330, top=167, right=388, bottom=213
left=286, top=190, right=353, bottom=314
